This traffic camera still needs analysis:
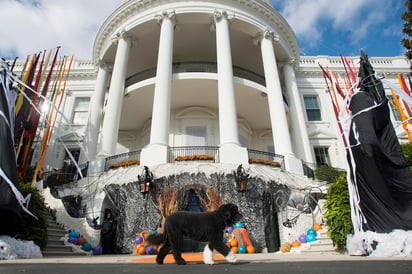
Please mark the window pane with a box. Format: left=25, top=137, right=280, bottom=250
left=314, top=147, right=330, bottom=166
left=74, top=98, right=90, bottom=111
left=304, top=96, right=321, bottom=121
left=72, top=111, right=88, bottom=125
left=239, top=134, right=248, bottom=147
left=72, top=97, right=90, bottom=125
left=185, top=126, right=206, bottom=146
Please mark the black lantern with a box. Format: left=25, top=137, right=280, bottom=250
left=138, top=166, right=154, bottom=198
left=234, top=164, right=249, bottom=192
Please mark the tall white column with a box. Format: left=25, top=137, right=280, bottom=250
left=98, top=32, right=131, bottom=160
left=260, top=30, right=303, bottom=174
left=214, top=11, right=248, bottom=164
left=140, top=12, right=175, bottom=166
left=283, top=61, right=314, bottom=163
left=79, top=60, right=109, bottom=165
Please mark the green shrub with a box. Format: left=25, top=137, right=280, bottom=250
left=314, top=165, right=345, bottom=183
left=16, top=184, right=48, bottom=250
left=323, top=174, right=353, bottom=252
left=401, top=143, right=412, bottom=173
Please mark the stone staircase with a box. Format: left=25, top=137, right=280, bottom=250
left=301, top=227, right=339, bottom=254
left=42, top=216, right=85, bottom=257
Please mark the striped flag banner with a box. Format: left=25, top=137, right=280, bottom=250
left=15, top=48, right=60, bottom=178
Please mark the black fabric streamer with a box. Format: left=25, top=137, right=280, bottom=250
left=0, top=64, right=21, bottom=236
left=348, top=51, right=412, bottom=233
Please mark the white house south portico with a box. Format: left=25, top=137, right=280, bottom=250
left=86, top=1, right=306, bottom=175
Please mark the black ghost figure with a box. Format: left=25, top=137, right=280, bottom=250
left=347, top=51, right=412, bottom=233
left=100, top=209, right=117, bottom=254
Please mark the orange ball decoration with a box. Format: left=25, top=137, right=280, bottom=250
left=313, top=223, right=323, bottom=231
left=77, top=236, right=87, bottom=246
left=136, top=244, right=146, bottom=255
left=230, top=239, right=238, bottom=247
left=246, top=245, right=255, bottom=253
left=291, top=240, right=301, bottom=248
left=231, top=246, right=238, bottom=253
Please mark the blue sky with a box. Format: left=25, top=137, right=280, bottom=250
left=270, top=0, right=406, bottom=57
left=0, top=0, right=407, bottom=60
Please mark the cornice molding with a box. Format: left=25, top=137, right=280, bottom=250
left=93, top=0, right=299, bottom=63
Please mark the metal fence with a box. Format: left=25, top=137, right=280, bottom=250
left=168, top=146, right=220, bottom=163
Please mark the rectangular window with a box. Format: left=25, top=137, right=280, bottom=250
left=185, top=126, right=206, bottom=146
left=72, top=97, right=90, bottom=125
left=314, top=146, right=330, bottom=166
left=267, top=145, right=275, bottom=154
left=62, top=149, right=80, bottom=173
left=304, top=95, right=321, bottom=121
left=239, top=134, right=249, bottom=148
left=387, top=95, right=402, bottom=121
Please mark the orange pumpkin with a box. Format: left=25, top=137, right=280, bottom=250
left=230, top=239, right=238, bottom=247
left=313, top=223, right=323, bottom=231
left=291, top=240, right=301, bottom=248
left=136, top=244, right=146, bottom=255
left=246, top=245, right=255, bottom=253
left=77, top=236, right=87, bottom=246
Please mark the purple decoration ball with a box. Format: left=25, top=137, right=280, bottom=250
left=68, top=237, right=78, bottom=245
left=92, top=245, right=103, bottom=255
left=135, top=236, right=143, bottom=244
left=146, top=246, right=156, bottom=254
left=298, top=234, right=307, bottom=243
left=226, top=227, right=233, bottom=234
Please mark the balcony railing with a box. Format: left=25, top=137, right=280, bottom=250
left=125, top=61, right=266, bottom=87
left=247, top=149, right=285, bottom=170
left=168, top=146, right=220, bottom=163
left=104, top=150, right=141, bottom=171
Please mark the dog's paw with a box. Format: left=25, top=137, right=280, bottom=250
left=176, top=258, right=187, bottom=265
left=225, top=251, right=237, bottom=263
left=203, top=244, right=215, bottom=265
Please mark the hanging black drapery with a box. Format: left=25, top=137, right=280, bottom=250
left=347, top=51, right=412, bottom=233
left=0, top=61, right=21, bottom=236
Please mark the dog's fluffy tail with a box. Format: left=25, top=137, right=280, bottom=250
left=146, top=233, right=167, bottom=245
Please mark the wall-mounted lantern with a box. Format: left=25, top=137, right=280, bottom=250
left=234, top=164, right=249, bottom=192
left=138, top=166, right=153, bottom=198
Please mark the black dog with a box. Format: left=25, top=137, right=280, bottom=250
left=146, top=203, right=242, bottom=265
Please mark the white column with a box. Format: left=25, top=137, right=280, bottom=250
left=79, top=60, right=109, bottom=165
left=97, top=32, right=131, bottom=163
left=214, top=11, right=248, bottom=165
left=260, top=30, right=302, bottom=174
left=283, top=61, right=314, bottom=163
left=140, top=12, right=174, bottom=166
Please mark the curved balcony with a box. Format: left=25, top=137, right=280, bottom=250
left=125, top=61, right=266, bottom=87
left=102, top=147, right=285, bottom=172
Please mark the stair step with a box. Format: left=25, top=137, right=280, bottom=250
left=47, top=239, right=65, bottom=245
left=43, top=245, right=73, bottom=252
left=42, top=250, right=86, bottom=257
left=45, top=213, right=82, bottom=257
left=314, top=238, right=333, bottom=245
left=48, top=223, right=64, bottom=229
left=301, top=248, right=339, bottom=254
left=48, top=227, right=68, bottom=233
left=309, top=242, right=335, bottom=251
